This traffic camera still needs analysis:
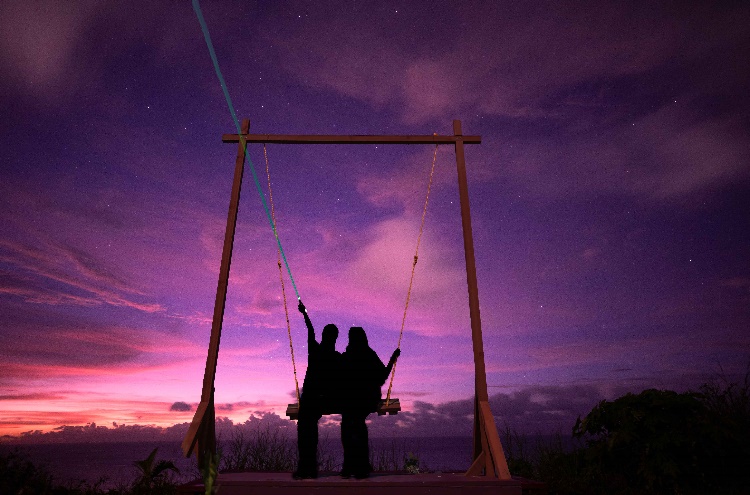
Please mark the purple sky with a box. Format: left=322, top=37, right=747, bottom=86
left=1, top=1, right=749, bottom=440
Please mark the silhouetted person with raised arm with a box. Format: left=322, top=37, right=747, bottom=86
left=293, top=300, right=341, bottom=480
left=340, top=326, right=400, bottom=479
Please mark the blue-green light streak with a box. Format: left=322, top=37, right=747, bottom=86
left=192, top=0, right=300, bottom=300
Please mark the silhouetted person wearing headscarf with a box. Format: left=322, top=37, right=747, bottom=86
left=293, top=300, right=341, bottom=480
left=340, top=326, right=400, bottom=479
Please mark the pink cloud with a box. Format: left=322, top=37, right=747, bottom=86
left=489, top=103, right=750, bottom=203
left=1, top=361, right=171, bottom=382
left=720, top=277, right=750, bottom=289
left=0, top=1, right=101, bottom=101
left=193, top=171, right=474, bottom=338
left=356, top=147, right=455, bottom=213
left=0, top=394, right=199, bottom=437
left=0, top=393, right=67, bottom=401
left=629, top=111, right=750, bottom=200
left=0, top=314, right=209, bottom=394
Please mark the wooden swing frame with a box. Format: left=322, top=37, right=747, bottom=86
left=181, top=119, right=510, bottom=479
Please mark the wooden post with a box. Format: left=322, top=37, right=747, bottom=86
left=182, top=119, right=250, bottom=459
left=454, top=120, right=511, bottom=479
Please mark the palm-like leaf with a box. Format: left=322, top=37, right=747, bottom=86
left=152, top=459, right=179, bottom=478
left=133, top=447, right=179, bottom=487
left=133, top=448, right=158, bottom=479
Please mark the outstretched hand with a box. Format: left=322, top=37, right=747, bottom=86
left=390, top=348, right=401, bottom=363
left=298, top=300, right=306, bottom=314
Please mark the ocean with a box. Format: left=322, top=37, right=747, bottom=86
left=1, top=436, right=476, bottom=488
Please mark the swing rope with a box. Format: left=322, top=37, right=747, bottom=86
left=385, top=142, right=439, bottom=407
left=264, top=145, right=301, bottom=404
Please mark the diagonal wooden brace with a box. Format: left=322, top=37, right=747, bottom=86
left=182, top=119, right=250, bottom=461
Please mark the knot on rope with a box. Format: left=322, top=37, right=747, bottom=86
left=413, top=255, right=418, bottom=266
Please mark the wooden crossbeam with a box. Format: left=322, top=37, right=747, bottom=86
left=222, top=133, right=481, bottom=145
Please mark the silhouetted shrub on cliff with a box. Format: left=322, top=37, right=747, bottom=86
left=537, top=369, right=750, bottom=494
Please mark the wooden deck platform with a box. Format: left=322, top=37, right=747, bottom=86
left=177, top=472, right=547, bottom=495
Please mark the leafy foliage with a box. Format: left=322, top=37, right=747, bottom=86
left=697, top=369, right=750, bottom=493
left=0, top=446, right=180, bottom=495
left=0, top=449, right=55, bottom=494
left=505, top=370, right=750, bottom=495
left=572, top=389, right=708, bottom=493
left=404, top=452, right=420, bottom=474
left=131, top=447, right=179, bottom=495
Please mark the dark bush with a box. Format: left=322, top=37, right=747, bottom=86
left=0, top=449, right=55, bottom=494
left=495, top=370, right=750, bottom=495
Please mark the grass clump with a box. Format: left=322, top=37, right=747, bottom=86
left=219, top=427, right=296, bottom=472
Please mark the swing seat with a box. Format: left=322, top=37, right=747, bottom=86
left=377, top=398, right=401, bottom=416
left=286, top=398, right=401, bottom=420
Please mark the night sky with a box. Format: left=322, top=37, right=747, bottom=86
left=1, top=1, right=749, bottom=440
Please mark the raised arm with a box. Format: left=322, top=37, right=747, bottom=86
left=383, top=348, right=401, bottom=381
left=298, top=300, right=316, bottom=347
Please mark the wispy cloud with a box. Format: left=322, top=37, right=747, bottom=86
left=0, top=305, right=208, bottom=391
left=0, top=239, right=164, bottom=313
left=265, top=2, right=745, bottom=122
left=0, top=393, right=67, bottom=401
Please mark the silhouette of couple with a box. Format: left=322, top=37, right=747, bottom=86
left=294, top=300, right=400, bottom=480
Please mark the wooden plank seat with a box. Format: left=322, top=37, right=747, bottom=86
left=286, top=399, right=400, bottom=420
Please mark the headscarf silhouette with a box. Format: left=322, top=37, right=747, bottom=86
left=340, top=326, right=400, bottom=478
left=342, top=327, right=390, bottom=413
